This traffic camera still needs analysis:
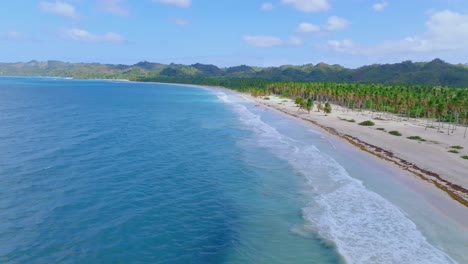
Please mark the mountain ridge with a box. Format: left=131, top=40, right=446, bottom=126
left=1, top=59, right=467, bottom=87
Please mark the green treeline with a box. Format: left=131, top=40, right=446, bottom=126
left=138, top=76, right=468, bottom=124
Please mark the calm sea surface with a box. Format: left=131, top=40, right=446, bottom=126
left=0, top=77, right=466, bottom=264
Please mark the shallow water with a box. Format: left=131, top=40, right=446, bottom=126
left=0, top=77, right=466, bottom=263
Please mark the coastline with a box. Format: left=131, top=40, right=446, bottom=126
left=211, top=88, right=468, bottom=207
left=120, top=80, right=468, bottom=207
left=7, top=76, right=467, bottom=206
left=4, top=77, right=467, bottom=263
left=211, top=85, right=468, bottom=263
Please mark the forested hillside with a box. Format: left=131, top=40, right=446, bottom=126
left=1, top=59, right=467, bottom=87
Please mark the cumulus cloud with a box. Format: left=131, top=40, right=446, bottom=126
left=175, top=18, right=190, bottom=26
left=296, top=22, right=321, bottom=33
left=154, top=0, right=191, bottom=8
left=296, top=16, right=349, bottom=33
left=384, top=10, right=468, bottom=53
left=324, top=39, right=356, bottom=53
left=261, top=2, right=274, bottom=11
left=60, top=28, right=125, bottom=43
left=39, top=1, right=79, bottom=18
left=242, top=35, right=283, bottom=47
left=325, top=16, right=349, bottom=31
left=373, top=1, right=388, bottom=12
left=282, top=0, right=330, bottom=12
left=324, top=10, right=468, bottom=55
left=97, top=0, right=130, bottom=16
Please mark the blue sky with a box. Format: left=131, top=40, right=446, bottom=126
left=0, top=0, right=467, bottom=67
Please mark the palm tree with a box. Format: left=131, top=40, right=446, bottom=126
left=306, top=99, right=313, bottom=113
left=324, top=102, right=332, bottom=114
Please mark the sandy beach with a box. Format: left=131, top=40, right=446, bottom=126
left=230, top=92, right=468, bottom=206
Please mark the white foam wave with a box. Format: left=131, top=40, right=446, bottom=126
left=217, top=92, right=457, bottom=264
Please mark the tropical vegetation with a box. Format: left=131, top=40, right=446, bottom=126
left=2, top=59, right=467, bottom=135
left=358, top=121, right=376, bottom=126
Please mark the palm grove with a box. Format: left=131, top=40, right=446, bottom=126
left=168, top=78, right=468, bottom=137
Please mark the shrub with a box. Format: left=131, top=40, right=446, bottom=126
left=376, top=128, right=385, bottom=131
left=264, top=97, right=270, bottom=100
left=339, top=117, right=356, bottom=123
left=359, top=120, right=375, bottom=126
left=448, top=150, right=459, bottom=154
left=462, top=156, right=468, bottom=160
left=407, top=136, right=426, bottom=142
left=450, top=145, right=464, bottom=150
left=324, top=102, right=332, bottom=114
left=389, top=130, right=402, bottom=136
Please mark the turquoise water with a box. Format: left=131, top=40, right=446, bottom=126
left=0, top=77, right=466, bottom=263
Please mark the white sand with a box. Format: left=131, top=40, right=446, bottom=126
left=237, top=93, right=468, bottom=205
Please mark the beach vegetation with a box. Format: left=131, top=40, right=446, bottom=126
left=317, top=102, right=323, bottom=112
left=359, top=120, right=375, bottom=126
left=448, top=150, right=459, bottom=153
left=306, top=99, right=313, bottom=113
left=295, top=97, right=313, bottom=113
left=450, top=145, right=464, bottom=149
left=462, top=155, right=468, bottom=159
left=389, top=130, right=402, bottom=136
left=407, top=136, right=426, bottom=141
left=376, top=128, right=385, bottom=131
left=295, top=97, right=304, bottom=106
left=264, top=97, right=270, bottom=100
left=339, top=117, right=356, bottom=122
left=324, top=102, right=332, bottom=114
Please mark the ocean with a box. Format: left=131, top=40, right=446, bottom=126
left=0, top=77, right=466, bottom=264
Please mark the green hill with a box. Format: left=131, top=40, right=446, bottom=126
left=1, top=59, right=467, bottom=87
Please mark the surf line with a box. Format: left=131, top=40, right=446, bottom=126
left=257, top=101, right=468, bottom=207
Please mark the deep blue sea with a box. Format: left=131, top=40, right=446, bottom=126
left=0, top=77, right=466, bottom=264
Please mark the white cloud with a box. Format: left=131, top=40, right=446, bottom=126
left=261, top=2, right=274, bottom=11
left=323, top=10, right=468, bottom=55
left=288, top=36, right=303, bottom=46
left=39, top=1, right=79, bottom=18
left=97, top=0, right=129, bottom=16
left=296, top=22, right=321, bottom=33
left=60, top=28, right=125, bottom=43
left=373, top=1, right=388, bottom=12
left=325, top=16, right=349, bottom=31
left=242, top=35, right=303, bottom=47
left=0, top=31, right=34, bottom=41
left=243, top=35, right=283, bottom=47
left=282, top=0, right=330, bottom=12
left=296, top=17, right=348, bottom=33
left=175, top=18, right=190, bottom=26
left=154, top=0, right=191, bottom=8
left=324, top=39, right=356, bottom=53
left=386, top=10, right=468, bottom=53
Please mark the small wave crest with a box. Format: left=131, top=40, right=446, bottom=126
left=217, top=93, right=457, bottom=264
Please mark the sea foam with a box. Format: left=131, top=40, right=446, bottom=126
left=215, top=91, right=457, bottom=264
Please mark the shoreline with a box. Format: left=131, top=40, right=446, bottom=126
left=121, top=80, right=468, bottom=207
left=212, top=88, right=468, bottom=207
left=8, top=76, right=467, bottom=206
